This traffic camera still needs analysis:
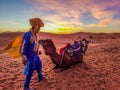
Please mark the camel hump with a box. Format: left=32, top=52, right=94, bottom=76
left=67, top=41, right=84, bottom=56
left=59, top=41, right=83, bottom=56
left=59, top=43, right=71, bottom=54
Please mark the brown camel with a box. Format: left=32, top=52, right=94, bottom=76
left=38, top=39, right=88, bottom=69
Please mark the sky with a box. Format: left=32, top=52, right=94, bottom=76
left=0, top=0, right=120, bottom=34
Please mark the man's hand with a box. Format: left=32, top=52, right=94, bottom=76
left=22, top=60, right=27, bottom=66
left=38, top=50, right=42, bottom=55
left=22, top=55, right=27, bottom=66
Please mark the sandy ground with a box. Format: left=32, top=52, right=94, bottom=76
left=0, top=32, right=120, bottom=90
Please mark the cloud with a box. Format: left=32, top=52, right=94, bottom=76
left=90, top=0, right=120, bottom=20
left=98, top=18, right=113, bottom=26
left=87, top=18, right=113, bottom=27
left=28, top=0, right=120, bottom=33
left=113, top=19, right=120, bottom=25
left=91, top=8, right=114, bottom=20
left=116, top=20, right=120, bottom=25
left=28, top=0, right=85, bottom=20
left=0, top=21, right=19, bottom=25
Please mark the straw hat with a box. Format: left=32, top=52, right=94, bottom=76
left=29, top=18, right=44, bottom=27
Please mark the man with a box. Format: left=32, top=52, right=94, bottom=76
left=21, top=18, right=45, bottom=90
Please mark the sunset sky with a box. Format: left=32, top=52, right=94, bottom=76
left=0, top=0, right=120, bottom=34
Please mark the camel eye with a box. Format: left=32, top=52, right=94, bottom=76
left=38, top=39, right=43, bottom=44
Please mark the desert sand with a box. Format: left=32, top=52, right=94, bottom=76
left=0, top=32, right=120, bottom=90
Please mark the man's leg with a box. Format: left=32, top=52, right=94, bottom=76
left=24, top=64, right=34, bottom=89
left=35, top=57, right=44, bottom=80
left=37, top=58, right=43, bottom=80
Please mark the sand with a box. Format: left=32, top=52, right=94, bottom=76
left=0, top=32, right=120, bottom=90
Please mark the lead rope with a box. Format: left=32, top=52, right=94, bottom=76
left=59, top=48, right=68, bottom=66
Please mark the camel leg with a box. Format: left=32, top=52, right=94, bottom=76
left=53, top=65, right=59, bottom=69
left=79, top=55, right=83, bottom=63
left=60, top=59, right=71, bottom=71
left=60, top=66, right=71, bottom=72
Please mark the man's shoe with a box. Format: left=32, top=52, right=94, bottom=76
left=38, top=76, right=45, bottom=82
left=24, top=87, right=35, bottom=90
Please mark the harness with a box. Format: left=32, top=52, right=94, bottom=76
left=59, top=48, right=68, bottom=66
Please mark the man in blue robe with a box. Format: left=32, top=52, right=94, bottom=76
left=21, top=18, right=45, bottom=90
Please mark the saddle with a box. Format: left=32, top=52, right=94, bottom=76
left=59, top=41, right=83, bottom=56
left=67, top=46, right=82, bottom=56
left=59, top=43, right=71, bottom=54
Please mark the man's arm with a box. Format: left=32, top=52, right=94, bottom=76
left=21, top=32, right=30, bottom=65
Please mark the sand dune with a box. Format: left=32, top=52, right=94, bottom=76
left=0, top=32, right=120, bottom=90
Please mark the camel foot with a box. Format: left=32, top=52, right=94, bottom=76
left=60, top=66, right=70, bottom=72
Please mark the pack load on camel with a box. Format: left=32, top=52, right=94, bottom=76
left=59, top=41, right=84, bottom=57
left=38, top=38, right=89, bottom=70
left=59, top=39, right=89, bottom=56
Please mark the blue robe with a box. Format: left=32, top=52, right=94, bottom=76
left=21, top=31, right=43, bottom=89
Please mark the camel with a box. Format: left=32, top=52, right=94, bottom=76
left=38, top=39, right=89, bottom=69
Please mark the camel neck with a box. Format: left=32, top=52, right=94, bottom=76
left=49, top=52, right=61, bottom=65
left=48, top=51, right=59, bottom=57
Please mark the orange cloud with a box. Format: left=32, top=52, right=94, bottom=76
left=98, top=18, right=113, bottom=26
left=115, top=19, right=120, bottom=25
left=87, top=18, right=113, bottom=27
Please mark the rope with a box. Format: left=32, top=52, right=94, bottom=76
left=59, top=48, right=68, bottom=66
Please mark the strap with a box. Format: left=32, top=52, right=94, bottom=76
left=59, top=48, right=68, bottom=66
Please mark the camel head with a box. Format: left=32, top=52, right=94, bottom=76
left=38, top=39, right=56, bottom=55
left=38, top=39, right=48, bottom=46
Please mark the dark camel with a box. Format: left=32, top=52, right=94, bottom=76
left=38, top=39, right=88, bottom=69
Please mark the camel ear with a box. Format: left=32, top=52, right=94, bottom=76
left=47, top=39, right=52, bottom=42
left=45, top=39, right=51, bottom=43
left=45, top=39, right=49, bottom=42
left=38, top=39, right=47, bottom=46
